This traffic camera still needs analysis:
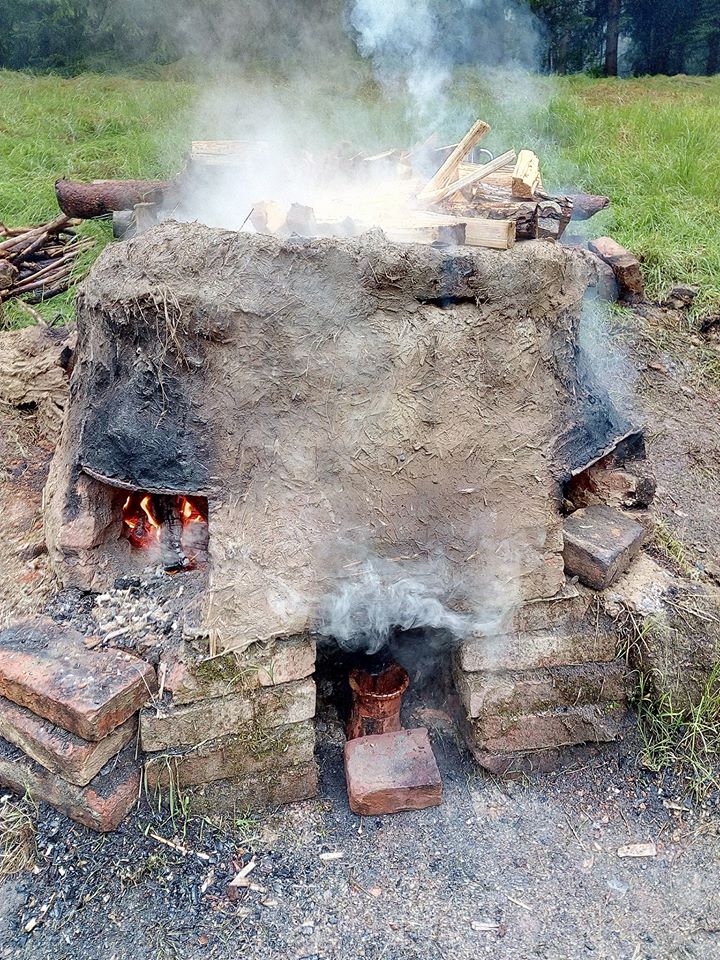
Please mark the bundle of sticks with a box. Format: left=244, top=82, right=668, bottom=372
left=0, top=215, right=95, bottom=306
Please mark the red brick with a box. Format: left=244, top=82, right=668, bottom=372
left=0, top=737, right=140, bottom=832
left=0, top=618, right=156, bottom=741
left=468, top=742, right=612, bottom=779
left=343, top=728, right=442, bottom=816
left=563, top=506, right=645, bottom=590
left=165, top=636, right=316, bottom=705
left=0, top=696, right=136, bottom=787
left=139, top=677, right=315, bottom=752
left=458, top=626, right=618, bottom=673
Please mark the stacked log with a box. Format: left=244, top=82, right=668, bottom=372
left=0, top=216, right=94, bottom=306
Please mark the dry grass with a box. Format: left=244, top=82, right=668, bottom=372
left=0, top=793, right=37, bottom=882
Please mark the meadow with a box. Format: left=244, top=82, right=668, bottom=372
left=0, top=68, right=718, bottom=327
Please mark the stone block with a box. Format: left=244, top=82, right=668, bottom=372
left=466, top=703, right=627, bottom=754
left=139, top=677, right=315, bottom=752
left=144, top=718, right=315, bottom=789
left=0, top=619, right=156, bottom=741
left=454, top=660, right=628, bottom=720
left=0, top=738, right=140, bottom=832
left=185, top=760, right=319, bottom=814
left=343, top=728, right=442, bottom=816
left=165, top=635, right=316, bottom=705
left=0, top=696, right=136, bottom=787
left=563, top=505, right=645, bottom=590
left=458, top=625, right=618, bottom=673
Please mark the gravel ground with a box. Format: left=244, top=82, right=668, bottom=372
left=1, top=706, right=719, bottom=960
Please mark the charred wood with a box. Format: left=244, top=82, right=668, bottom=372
left=569, top=194, right=611, bottom=221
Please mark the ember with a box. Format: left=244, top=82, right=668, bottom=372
left=122, top=492, right=208, bottom=571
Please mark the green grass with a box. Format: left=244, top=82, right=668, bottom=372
left=1, top=69, right=719, bottom=326
left=636, top=663, right=720, bottom=799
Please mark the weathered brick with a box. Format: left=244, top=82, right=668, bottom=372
left=563, top=505, right=645, bottom=590
left=344, top=728, right=442, bottom=816
left=0, top=738, right=140, bottom=832
left=0, top=619, right=156, bottom=741
left=144, top=718, right=315, bottom=789
left=512, top=584, right=594, bottom=633
left=458, top=626, right=618, bottom=673
left=166, top=635, right=316, bottom=705
left=185, top=760, right=319, bottom=814
left=0, top=696, right=136, bottom=787
left=454, top=660, right=628, bottom=720
left=139, top=677, right=315, bottom=752
left=466, top=703, right=627, bottom=754
left=468, top=741, right=612, bottom=779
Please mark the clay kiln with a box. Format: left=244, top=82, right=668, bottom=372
left=42, top=223, right=637, bottom=800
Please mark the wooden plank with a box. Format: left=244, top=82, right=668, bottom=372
left=191, top=140, right=258, bottom=156
left=458, top=162, right=515, bottom=188
left=420, top=149, right=517, bottom=204
left=403, top=212, right=515, bottom=250
left=512, top=150, right=541, bottom=199
left=417, top=120, right=491, bottom=199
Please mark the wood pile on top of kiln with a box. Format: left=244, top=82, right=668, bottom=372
left=0, top=214, right=94, bottom=308
left=54, top=118, right=610, bottom=252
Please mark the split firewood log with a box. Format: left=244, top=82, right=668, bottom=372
left=55, top=178, right=172, bottom=219
left=443, top=192, right=574, bottom=241
left=0, top=325, right=76, bottom=439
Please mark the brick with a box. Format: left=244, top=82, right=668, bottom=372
left=566, top=462, right=656, bottom=511
left=511, top=583, right=593, bottom=634
left=0, top=619, right=156, bottom=741
left=588, top=236, right=645, bottom=302
left=185, top=760, right=319, bottom=814
left=458, top=626, right=618, bottom=673
left=468, top=742, right=613, bottom=779
left=0, top=738, right=140, bottom=832
left=563, top=505, right=645, bottom=590
left=166, top=635, right=316, bottom=705
left=0, top=696, right=136, bottom=787
left=466, top=703, right=627, bottom=754
left=343, top=728, right=442, bottom=816
left=144, top=718, right=315, bottom=789
left=454, top=660, right=628, bottom=720
left=139, top=677, right=315, bottom=752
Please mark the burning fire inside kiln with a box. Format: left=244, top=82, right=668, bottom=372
left=121, top=492, right=209, bottom=571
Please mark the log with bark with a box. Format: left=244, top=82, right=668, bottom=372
left=55, top=178, right=172, bottom=219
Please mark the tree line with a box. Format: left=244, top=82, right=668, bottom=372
left=0, top=0, right=718, bottom=76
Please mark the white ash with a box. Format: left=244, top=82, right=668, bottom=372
left=45, top=568, right=206, bottom=660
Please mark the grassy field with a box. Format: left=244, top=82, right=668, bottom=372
left=0, top=69, right=719, bottom=327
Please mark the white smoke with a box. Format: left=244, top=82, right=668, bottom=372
left=318, top=555, right=476, bottom=654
